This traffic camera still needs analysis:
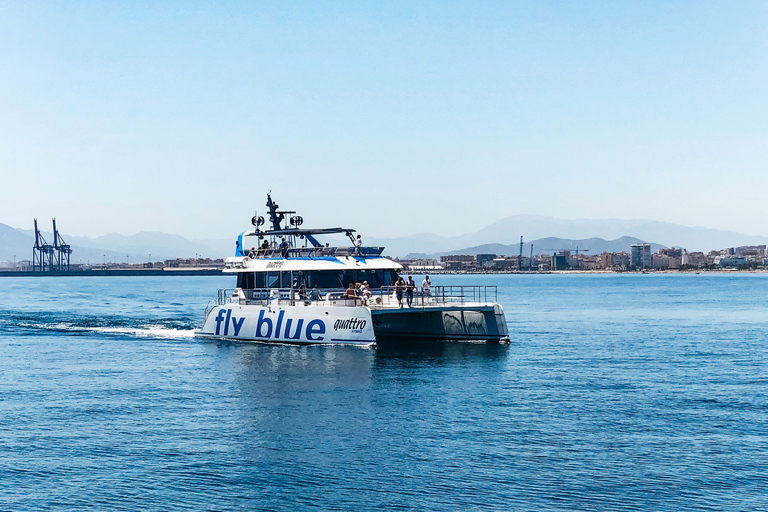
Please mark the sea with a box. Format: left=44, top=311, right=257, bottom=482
left=1, top=273, right=766, bottom=511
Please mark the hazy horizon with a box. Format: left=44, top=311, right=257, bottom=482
left=4, top=211, right=768, bottom=262
left=4, top=212, right=768, bottom=243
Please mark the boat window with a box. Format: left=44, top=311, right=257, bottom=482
left=349, top=269, right=398, bottom=288
left=304, top=270, right=345, bottom=289
left=267, top=271, right=280, bottom=288
left=236, top=272, right=255, bottom=289
left=288, top=269, right=399, bottom=290
left=254, top=272, right=266, bottom=288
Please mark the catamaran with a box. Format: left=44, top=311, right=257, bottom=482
left=195, top=194, right=509, bottom=347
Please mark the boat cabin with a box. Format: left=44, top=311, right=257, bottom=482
left=224, top=193, right=403, bottom=300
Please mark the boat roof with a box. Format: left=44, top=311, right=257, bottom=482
left=227, top=193, right=402, bottom=273
left=239, top=227, right=355, bottom=237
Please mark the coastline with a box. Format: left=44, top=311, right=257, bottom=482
left=0, top=268, right=223, bottom=277
left=406, top=268, right=768, bottom=275
left=2, top=268, right=767, bottom=278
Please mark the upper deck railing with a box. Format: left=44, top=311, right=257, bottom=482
left=241, top=246, right=385, bottom=259
left=213, top=285, right=498, bottom=309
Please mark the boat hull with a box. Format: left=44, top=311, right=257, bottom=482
left=370, top=303, right=509, bottom=343
left=196, top=302, right=509, bottom=346
left=196, top=304, right=376, bottom=346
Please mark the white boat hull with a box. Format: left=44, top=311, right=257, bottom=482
left=196, top=304, right=375, bottom=346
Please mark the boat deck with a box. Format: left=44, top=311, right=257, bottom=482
left=212, top=285, right=499, bottom=310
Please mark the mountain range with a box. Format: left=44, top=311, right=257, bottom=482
left=1, top=215, right=767, bottom=263
left=406, top=236, right=666, bottom=260
left=366, top=216, right=768, bottom=257
left=2, top=224, right=219, bottom=264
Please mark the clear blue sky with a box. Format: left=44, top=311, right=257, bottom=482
left=1, top=1, right=767, bottom=240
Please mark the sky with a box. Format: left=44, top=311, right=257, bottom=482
left=1, top=1, right=767, bottom=241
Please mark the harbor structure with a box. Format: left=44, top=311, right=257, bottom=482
left=32, top=218, right=72, bottom=272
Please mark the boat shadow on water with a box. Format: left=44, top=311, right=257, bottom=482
left=373, top=336, right=510, bottom=362
left=209, top=336, right=509, bottom=386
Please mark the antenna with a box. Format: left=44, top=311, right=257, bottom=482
left=266, top=193, right=286, bottom=231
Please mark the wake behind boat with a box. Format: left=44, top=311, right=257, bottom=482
left=195, top=194, right=509, bottom=347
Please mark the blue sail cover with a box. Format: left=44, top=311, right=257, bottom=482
left=305, top=234, right=321, bottom=247
left=235, top=232, right=246, bottom=256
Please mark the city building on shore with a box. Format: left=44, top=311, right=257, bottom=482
left=630, top=244, right=652, bottom=269
left=601, top=251, right=630, bottom=271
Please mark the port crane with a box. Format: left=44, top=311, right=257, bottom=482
left=33, top=218, right=72, bottom=271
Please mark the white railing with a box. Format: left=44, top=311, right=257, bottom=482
left=215, top=285, right=498, bottom=308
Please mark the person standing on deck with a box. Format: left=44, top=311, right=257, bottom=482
left=354, top=234, right=362, bottom=255
left=405, top=275, right=416, bottom=307
left=422, top=275, right=431, bottom=296
left=394, top=277, right=406, bottom=308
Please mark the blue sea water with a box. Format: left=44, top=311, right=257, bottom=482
left=1, top=273, right=766, bottom=511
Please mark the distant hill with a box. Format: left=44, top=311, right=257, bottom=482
left=371, top=216, right=768, bottom=257
left=404, top=236, right=666, bottom=259
left=4, top=224, right=225, bottom=263
left=66, top=232, right=223, bottom=260
left=0, top=222, right=35, bottom=262
left=453, top=216, right=768, bottom=254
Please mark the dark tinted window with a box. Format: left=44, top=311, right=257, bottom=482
left=236, top=272, right=255, bottom=289
left=240, top=269, right=399, bottom=290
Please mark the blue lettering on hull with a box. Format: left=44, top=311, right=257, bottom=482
left=213, top=308, right=326, bottom=342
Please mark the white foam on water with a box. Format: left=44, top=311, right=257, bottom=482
left=9, top=318, right=196, bottom=340
left=89, top=325, right=197, bottom=339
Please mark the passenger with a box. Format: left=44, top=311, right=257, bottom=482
left=405, top=275, right=416, bottom=307
left=297, top=284, right=307, bottom=300
left=422, top=275, right=431, bottom=296
left=248, top=247, right=256, bottom=258
left=361, top=280, right=373, bottom=299
left=279, top=237, right=289, bottom=256
left=260, top=240, right=269, bottom=254
left=355, top=282, right=367, bottom=306
left=354, top=234, right=362, bottom=255
left=394, top=277, right=406, bottom=308
left=346, top=282, right=359, bottom=305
